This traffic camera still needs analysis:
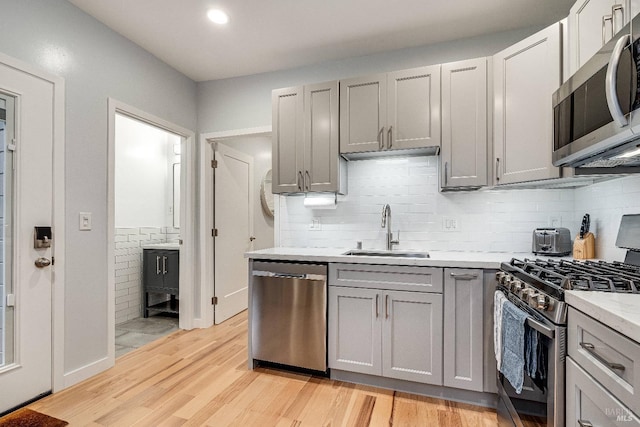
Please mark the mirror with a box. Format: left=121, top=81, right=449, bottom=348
left=173, top=163, right=180, bottom=228
left=260, top=169, right=274, bottom=218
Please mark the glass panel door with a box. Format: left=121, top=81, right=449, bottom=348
left=0, top=93, right=15, bottom=368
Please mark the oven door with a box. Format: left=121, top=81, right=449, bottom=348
left=496, top=294, right=566, bottom=427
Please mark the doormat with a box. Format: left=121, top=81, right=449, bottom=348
left=0, top=408, right=68, bottom=427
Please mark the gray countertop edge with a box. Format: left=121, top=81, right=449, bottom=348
left=565, top=291, right=640, bottom=344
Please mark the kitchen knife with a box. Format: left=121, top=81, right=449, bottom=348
left=579, top=214, right=590, bottom=239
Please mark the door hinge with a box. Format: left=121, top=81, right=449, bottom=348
left=6, top=294, right=15, bottom=307
left=211, top=296, right=218, bottom=305
left=211, top=159, right=218, bottom=168
left=212, top=228, right=218, bottom=237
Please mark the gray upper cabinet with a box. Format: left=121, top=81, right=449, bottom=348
left=493, top=22, right=562, bottom=185
left=340, top=66, right=440, bottom=156
left=443, top=269, right=484, bottom=392
left=568, top=0, right=635, bottom=76
left=272, top=81, right=344, bottom=194
left=440, top=58, right=488, bottom=190
left=339, top=74, right=387, bottom=154
left=304, top=81, right=343, bottom=193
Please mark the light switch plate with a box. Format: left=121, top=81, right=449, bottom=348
left=79, top=212, right=92, bottom=231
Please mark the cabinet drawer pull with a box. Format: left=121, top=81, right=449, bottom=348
left=378, top=127, right=385, bottom=150
left=305, top=170, right=310, bottom=191
left=580, top=342, right=626, bottom=371
left=578, top=420, right=593, bottom=427
left=602, top=14, right=613, bottom=46
left=450, top=272, right=479, bottom=280
left=375, top=294, right=379, bottom=318
left=297, top=171, right=303, bottom=191
left=385, top=294, right=389, bottom=319
left=612, top=4, right=624, bottom=33
left=162, top=256, right=168, bottom=275
left=387, top=126, right=393, bottom=149
left=444, top=162, right=448, bottom=187
left=495, top=158, right=500, bottom=181
left=156, top=256, right=161, bottom=274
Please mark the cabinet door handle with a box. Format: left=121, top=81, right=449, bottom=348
left=578, top=420, right=594, bottom=427
left=580, top=342, right=626, bottom=371
left=444, top=161, right=448, bottom=187
left=378, top=127, right=385, bottom=150
left=305, top=170, right=310, bottom=191
left=387, top=126, right=393, bottom=149
left=162, top=256, right=167, bottom=275
left=375, top=294, right=379, bottom=318
left=156, top=256, right=161, bottom=274
left=385, top=294, right=389, bottom=319
left=495, top=158, right=500, bottom=182
left=450, top=272, right=479, bottom=280
left=297, top=171, right=303, bottom=191
left=612, top=4, right=624, bottom=35
left=602, top=14, right=613, bottom=45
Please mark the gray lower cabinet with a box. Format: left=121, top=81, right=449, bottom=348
left=443, top=269, right=484, bottom=392
left=329, top=286, right=443, bottom=385
left=566, top=357, right=640, bottom=426
left=142, top=249, right=179, bottom=317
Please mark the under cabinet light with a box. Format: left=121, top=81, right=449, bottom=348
left=303, top=193, right=337, bottom=209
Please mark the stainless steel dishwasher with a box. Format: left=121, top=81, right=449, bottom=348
left=251, top=261, right=328, bottom=373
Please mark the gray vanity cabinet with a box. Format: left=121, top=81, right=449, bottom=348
left=443, top=268, right=484, bottom=392
left=328, top=263, right=443, bottom=385
left=143, top=249, right=179, bottom=317
left=440, top=58, right=488, bottom=190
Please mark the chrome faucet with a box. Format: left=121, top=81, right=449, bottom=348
left=381, top=204, right=400, bottom=251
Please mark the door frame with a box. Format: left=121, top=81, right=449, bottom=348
left=107, top=99, right=196, bottom=363
left=199, top=126, right=271, bottom=328
left=0, top=52, right=66, bottom=393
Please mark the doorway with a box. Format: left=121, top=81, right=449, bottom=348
left=203, top=130, right=274, bottom=325
left=107, top=99, right=196, bottom=364
left=0, top=55, right=65, bottom=413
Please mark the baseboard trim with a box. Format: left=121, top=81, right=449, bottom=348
left=62, top=356, right=112, bottom=389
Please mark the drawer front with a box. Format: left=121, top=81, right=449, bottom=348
left=329, top=263, right=443, bottom=293
left=568, top=307, right=640, bottom=415
left=566, top=357, right=640, bottom=427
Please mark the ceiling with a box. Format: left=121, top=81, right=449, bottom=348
left=68, top=0, right=574, bottom=82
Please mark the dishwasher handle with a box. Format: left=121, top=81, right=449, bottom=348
left=252, top=270, right=326, bottom=281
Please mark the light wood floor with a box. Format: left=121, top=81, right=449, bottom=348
left=29, top=311, right=497, bottom=426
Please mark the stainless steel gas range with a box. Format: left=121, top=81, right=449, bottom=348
left=495, top=257, right=640, bottom=427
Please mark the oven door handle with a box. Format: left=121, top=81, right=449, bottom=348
left=526, top=316, right=555, bottom=339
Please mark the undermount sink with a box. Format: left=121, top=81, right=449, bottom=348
left=342, top=249, right=430, bottom=258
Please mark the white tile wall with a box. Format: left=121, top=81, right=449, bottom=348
left=114, top=226, right=180, bottom=325
left=574, top=175, right=640, bottom=261
left=278, top=157, right=577, bottom=253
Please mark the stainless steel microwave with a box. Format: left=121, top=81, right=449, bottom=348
left=553, top=15, right=640, bottom=168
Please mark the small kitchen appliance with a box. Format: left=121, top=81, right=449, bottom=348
left=532, top=228, right=572, bottom=256
left=573, top=214, right=595, bottom=259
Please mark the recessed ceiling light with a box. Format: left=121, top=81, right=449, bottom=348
left=207, top=9, right=229, bottom=25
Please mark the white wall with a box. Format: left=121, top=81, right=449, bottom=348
left=0, top=0, right=197, bottom=378
left=115, top=114, right=180, bottom=228
left=278, top=157, right=577, bottom=253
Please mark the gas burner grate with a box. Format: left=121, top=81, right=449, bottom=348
left=509, top=258, right=640, bottom=293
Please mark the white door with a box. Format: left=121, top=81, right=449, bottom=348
left=0, top=62, right=55, bottom=412
left=213, top=143, right=253, bottom=324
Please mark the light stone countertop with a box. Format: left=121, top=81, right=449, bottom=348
left=245, top=247, right=537, bottom=269
left=142, top=242, right=180, bottom=250
left=565, top=291, right=640, bottom=344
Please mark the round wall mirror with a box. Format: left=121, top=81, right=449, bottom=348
left=260, top=169, right=274, bottom=218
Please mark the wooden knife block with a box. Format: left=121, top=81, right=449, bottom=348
left=573, top=232, right=595, bottom=259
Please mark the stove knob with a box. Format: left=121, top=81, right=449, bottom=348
left=527, top=290, right=539, bottom=305
left=536, top=294, right=549, bottom=311
left=512, top=280, right=524, bottom=292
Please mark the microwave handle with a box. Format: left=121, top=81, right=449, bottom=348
left=605, top=33, right=630, bottom=127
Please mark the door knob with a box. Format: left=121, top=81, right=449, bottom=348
left=249, top=236, right=256, bottom=241
left=35, top=257, right=51, bottom=268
